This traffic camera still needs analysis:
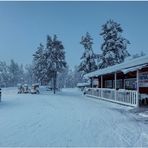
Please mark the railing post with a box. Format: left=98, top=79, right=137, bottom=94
left=136, top=70, right=139, bottom=107
left=90, top=77, right=93, bottom=88
left=101, top=75, right=103, bottom=98
left=114, top=72, right=117, bottom=101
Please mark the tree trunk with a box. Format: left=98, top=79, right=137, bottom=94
left=53, top=71, right=57, bottom=94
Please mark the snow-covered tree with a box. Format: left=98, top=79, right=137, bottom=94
left=0, top=60, right=26, bottom=87
left=65, top=69, right=75, bottom=88
left=45, top=35, right=67, bottom=94
left=78, top=32, right=97, bottom=74
left=18, top=64, right=25, bottom=84
left=73, top=66, right=84, bottom=86
left=33, top=43, right=47, bottom=85
left=24, top=64, right=34, bottom=85
left=99, top=20, right=130, bottom=69
left=57, top=65, right=85, bottom=88
left=0, top=61, right=10, bottom=87
left=132, top=51, right=146, bottom=59
left=57, top=66, right=69, bottom=88
left=9, top=60, right=21, bottom=86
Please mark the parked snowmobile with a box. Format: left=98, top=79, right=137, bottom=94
left=23, top=84, right=30, bottom=93
left=17, top=84, right=24, bottom=94
left=31, top=84, right=40, bottom=94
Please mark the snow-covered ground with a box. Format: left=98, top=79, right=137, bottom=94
left=0, top=87, right=148, bottom=147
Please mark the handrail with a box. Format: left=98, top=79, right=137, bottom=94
left=85, top=88, right=138, bottom=107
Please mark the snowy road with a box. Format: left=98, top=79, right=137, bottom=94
left=0, top=87, right=148, bottom=147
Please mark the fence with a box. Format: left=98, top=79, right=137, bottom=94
left=85, top=88, right=138, bottom=107
left=116, top=89, right=137, bottom=106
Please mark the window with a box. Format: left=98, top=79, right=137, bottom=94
left=113, top=79, right=123, bottom=89
left=104, top=80, right=112, bottom=88
left=125, top=78, right=136, bottom=90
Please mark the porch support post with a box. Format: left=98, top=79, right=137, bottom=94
left=101, top=75, right=103, bottom=97
left=136, top=70, right=139, bottom=107
left=114, top=72, right=117, bottom=101
left=123, top=79, right=125, bottom=89
left=90, top=77, right=93, bottom=88
left=98, top=77, right=99, bottom=88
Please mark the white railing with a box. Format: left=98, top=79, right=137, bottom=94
left=86, top=88, right=101, bottom=97
left=116, top=89, right=138, bottom=106
left=85, top=88, right=138, bottom=107
left=102, top=88, right=115, bottom=100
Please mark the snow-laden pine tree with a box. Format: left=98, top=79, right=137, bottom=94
left=18, top=64, right=24, bottom=84
left=45, top=35, right=67, bottom=94
left=99, top=20, right=130, bottom=69
left=65, top=69, right=75, bottom=88
left=33, top=43, right=47, bottom=85
left=132, top=51, right=146, bottom=59
left=57, top=66, right=69, bottom=89
left=78, top=32, right=97, bottom=74
left=73, top=66, right=85, bottom=86
left=9, top=60, right=20, bottom=86
left=25, top=64, right=34, bottom=85
left=0, top=61, right=10, bottom=87
left=57, top=65, right=84, bottom=88
left=0, top=60, right=26, bottom=87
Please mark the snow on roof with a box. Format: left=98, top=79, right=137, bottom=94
left=77, top=82, right=90, bottom=87
left=32, top=83, right=40, bottom=86
left=84, top=55, right=148, bottom=78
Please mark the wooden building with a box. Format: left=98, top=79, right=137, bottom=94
left=84, top=55, right=148, bottom=107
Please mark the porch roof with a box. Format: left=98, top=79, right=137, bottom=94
left=84, top=55, right=148, bottom=78
left=77, top=82, right=90, bottom=87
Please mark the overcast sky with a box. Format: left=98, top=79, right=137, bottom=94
left=0, top=1, right=148, bottom=69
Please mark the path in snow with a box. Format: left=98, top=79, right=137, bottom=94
left=0, top=87, right=148, bottom=147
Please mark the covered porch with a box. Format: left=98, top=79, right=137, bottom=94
left=84, top=56, right=148, bottom=107
left=85, top=71, right=139, bottom=107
